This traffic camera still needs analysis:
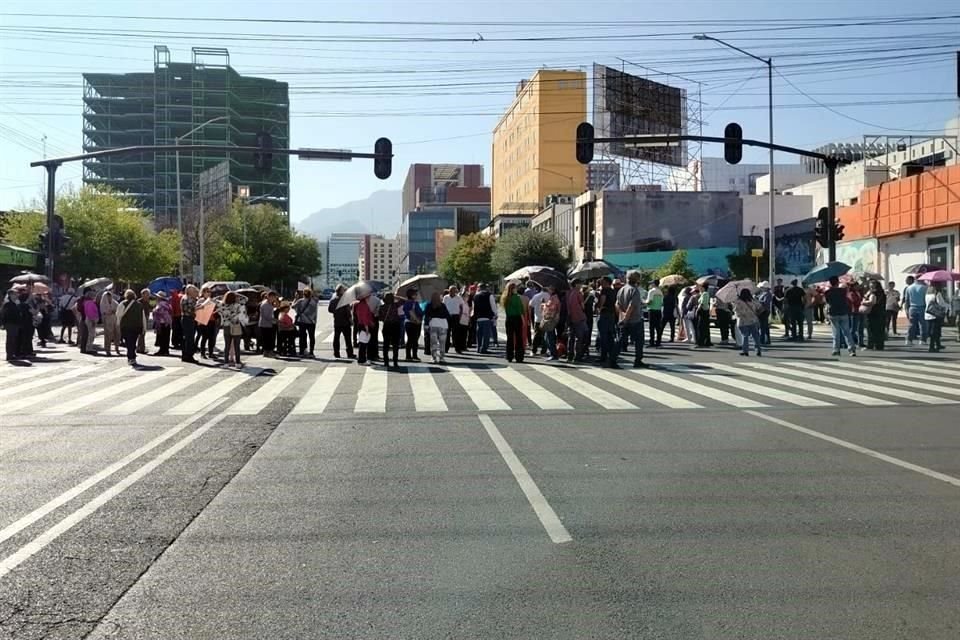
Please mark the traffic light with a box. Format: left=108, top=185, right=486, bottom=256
left=815, top=207, right=829, bottom=247
left=254, top=131, right=273, bottom=172
left=374, top=137, right=393, bottom=180
left=53, top=229, right=71, bottom=255
left=38, top=231, right=48, bottom=251
left=834, top=222, right=845, bottom=243
left=724, top=122, right=743, bottom=165
left=575, top=122, right=594, bottom=165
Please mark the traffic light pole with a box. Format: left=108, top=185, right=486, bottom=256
left=44, top=164, right=57, bottom=282
left=826, top=160, right=838, bottom=262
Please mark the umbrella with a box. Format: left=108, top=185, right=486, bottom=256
left=568, top=259, right=624, bottom=281
left=527, top=267, right=569, bottom=292
left=79, top=277, right=112, bottom=291
left=396, top=274, right=448, bottom=301
left=715, top=279, right=757, bottom=304
left=695, top=274, right=719, bottom=287
left=917, top=270, right=960, bottom=283
left=336, top=281, right=375, bottom=309
left=659, top=274, right=687, bottom=287
left=9, top=272, right=48, bottom=285
left=503, top=265, right=552, bottom=282
left=801, top=261, right=851, bottom=286
left=148, top=276, right=183, bottom=297
left=30, top=282, right=51, bottom=295
left=849, top=270, right=883, bottom=282
left=235, top=287, right=261, bottom=299
left=902, top=263, right=941, bottom=275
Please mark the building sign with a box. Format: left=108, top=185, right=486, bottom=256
left=0, top=243, right=40, bottom=268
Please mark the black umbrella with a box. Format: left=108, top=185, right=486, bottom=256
left=527, top=267, right=569, bottom=291
left=902, top=263, right=940, bottom=275
left=9, top=272, right=49, bottom=285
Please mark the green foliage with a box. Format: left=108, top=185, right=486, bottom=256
left=438, top=233, right=496, bottom=285
left=2, top=187, right=179, bottom=282
left=489, top=228, right=570, bottom=277
left=654, top=249, right=698, bottom=282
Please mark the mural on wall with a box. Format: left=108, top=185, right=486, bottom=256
left=774, top=219, right=815, bottom=276
left=835, top=239, right=878, bottom=272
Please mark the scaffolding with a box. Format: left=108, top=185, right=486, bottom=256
left=82, top=45, right=290, bottom=227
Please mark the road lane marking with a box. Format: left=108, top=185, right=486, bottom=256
left=449, top=367, right=510, bottom=411
left=688, top=366, right=832, bottom=407
left=492, top=368, right=572, bottom=410
left=165, top=368, right=262, bottom=415
left=873, top=360, right=960, bottom=377
left=0, top=366, right=52, bottom=381
left=745, top=410, right=960, bottom=489
left=0, top=398, right=227, bottom=550
left=290, top=367, right=347, bottom=414
left=226, top=367, right=305, bottom=415
left=356, top=367, right=388, bottom=413
left=405, top=365, right=448, bottom=412
left=321, top=332, right=335, bottom=344
left=40, top=368, right=180, bottom=415
left=742, top=362, right=954, bottom=405
left=535, top=367, right=637, bottom=410
left=0, top=407, right=230, bottom=579
left=104, top=369, right=219, bottom=415
left=0, top=365, right=100, bottom=400
left=2, top=367, right=130, bottom=412
left=630, top=369, right=768, bottom=408
left=582, top=368, right=703, bottom=409
left=478, top=414, right=572, bottom=544
left=783, top=361, right=960, bottom=400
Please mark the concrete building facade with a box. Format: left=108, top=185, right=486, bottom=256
left=359, top=235, right=399, bottom=284
left=491, top=69, right=587, bottom=217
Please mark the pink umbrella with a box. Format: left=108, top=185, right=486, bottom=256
left=917, top=270, right=960, bottom=283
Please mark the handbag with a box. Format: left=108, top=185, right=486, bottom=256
left=357, top=329, right=371, bottom=344
left=229, top=322, right=243, bottom=336
left=926, top=298, right=946, bottom=319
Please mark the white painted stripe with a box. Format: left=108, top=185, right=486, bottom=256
left=104, top=368, right=220, bottom=415
left=742, top=362, right=953, bottom=405
left=449, top=367, right=510, bottom=411
left=875, top=359, right=960, bottom=376
left=0, top=398, right=226, bottom=550
left=40, top=368, right=179, bottom=415
left=866, top=360, right=960, bottom=384
left=165, top=368, right=262, bottom=415
left=0, top=409, right=230, bottom=579
left=785, top=361, right=960, bottom=399
left=0, top=366, right=51, bottom=381
left=582, top=368, right=703, bottom=409
left=536, top=367, right=637, bottom=410
left=356, top=367, right=388, bottom=413
left=226, top=367, right=305, bottom=415
left=694, top=363, right=891, bottom=406
left=290, top=367, right=347, bottom=414
left=3, top=367, right=130, bottom=412
left=321, top=332, right=335, bottom=344
left=921, top=360, right=960, bottom=371
left=689, top=367, right=832, bottom=407
left=493, top=367, right=572, bottom=410
left=405, top=365, right=448, bottom=412
left=0, top=365, right=99, bottom=400
left=630, top=369, right=769, bottom=408
left=478, top=414, right=572, bottom=544
left=746, top=410, right=960, bottom=489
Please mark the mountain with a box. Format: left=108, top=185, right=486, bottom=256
left=295, top=189, right=401, bottom=240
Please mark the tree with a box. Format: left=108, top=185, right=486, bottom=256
left=489, top=228, right=570, bottom=277
left=654, top=249, right=698, bottom=282
left=438, top=233, right=496, bottom=285
left=2, top=187, right=179, bottom=282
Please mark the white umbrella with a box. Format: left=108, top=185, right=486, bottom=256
left=336, top=281, right=375, bottom=309
left=715, top=279, right=757, bottom=304
left=659, top=274, right=687, bottom=287
left=503, top=265, right=551, bottom=282
left=396, top=274, right=447, bottom=300
left=79, top=277, right=112, bottom=291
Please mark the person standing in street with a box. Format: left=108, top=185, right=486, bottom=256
left=714, top=297, right=734, bottom=345
left=825, top=276, right=856, bottom=357
left=2, top=288, right=26, bottom=361
left=540, top=286, right=562, bottom=361
left=379, top=292, right=403, bottom=369
left=661, top=285, right=678, bottom=343
left=616, top=270, right=648, bottom=368
left=424, top=291, right=450, bottom=364
left=136, top=288, right=152, bottom=355
left=924, top=282, right=948, bottom=353
left=99, top=290, right=121, bottom=356
left=294, top=288, right=319, bottom=358
left=441, top=286, right=465, bottom=354
left=565, top=282, right=588, bottom=362
left=258, top=291, right=278, bottom=358
left=472, top=282, right=496, bottom=355
left=117, top=289, right=144, bottom=366
left=402, top=289, right=423, bottom=362
left=81, top=289, right=99, bottom=354
left=903, top=275, right=928, bottom=346
left=57, top=288, right=77, bottom=345
left=646, top=279, right=664, bottom=347
left=863, top=279, right=887, bottom=351
left=784, top=279, right=806, bottom=341
left=501, top=282, right=526, bottom=363
left=695, top=283, right=713, bottom=348
left=218, top=291, right=245, bottom=368
left=179, top=285, right=199, bottom=364
left=733, top=288, right=763, bottom=357
left=170, top=288, right=183, bottom=350
left=596, top=276, right=620, bottom=368
left=756, top=281, right=772, bottom=346
left=884, top=281, right=901, bottom=337
left=804, top=285, right=817, bottom=340
left=152, top=291, right=173, bottom=356
left=328, top=285, right=354, bottom=360
left=772, top=278, right=785, bottom=327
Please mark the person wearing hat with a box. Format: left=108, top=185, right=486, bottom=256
left=756, top=281, right=773, bottom=345
left=152, top=291, right=173, bottom=356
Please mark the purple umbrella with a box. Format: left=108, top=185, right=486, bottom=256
left=917, top=270, right=960, bottom=283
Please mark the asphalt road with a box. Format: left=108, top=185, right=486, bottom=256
left=2, top=314, right=960, bottom=639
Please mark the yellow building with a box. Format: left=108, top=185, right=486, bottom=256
left=491, top=69, right=587, bottom=219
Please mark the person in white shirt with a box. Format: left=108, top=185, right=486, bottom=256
left=442, top=286, right=466, bottom=353
left=924, top=282, right=948, bottom=352
left=885, top=281, right=901, bottom=336
left=529, top=287, right=550, bottom=355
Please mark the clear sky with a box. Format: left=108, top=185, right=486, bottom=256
left=1, top=0, right=958, bottom=223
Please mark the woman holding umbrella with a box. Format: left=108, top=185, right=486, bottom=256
left=924, top=281, right=949, bottom=352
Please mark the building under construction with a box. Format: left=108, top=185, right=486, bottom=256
left=82, top=46, right=290, bottom=226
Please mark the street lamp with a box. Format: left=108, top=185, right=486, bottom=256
left=694, top=34, right=776, bottom=285
left=175, top=115, right=228, bottom=280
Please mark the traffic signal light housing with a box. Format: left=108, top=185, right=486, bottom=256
left=38, top=231, right=48, bottom=251
left=374, top=137, right=393, bottom=180
left=576, top=122, right=594, bottom=165
left=724, top=122, right=743, bottom=165
left=834, top=222, right=845, bottom=243
left=815, top=207, right=829, bottom=247
left=254, top=131, right=273, bottom=172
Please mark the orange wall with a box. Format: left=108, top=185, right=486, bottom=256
left=838, top=164, right=960, bottom=240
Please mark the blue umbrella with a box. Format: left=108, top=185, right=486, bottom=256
left=802, top=261, right=851, bottom=286
left=148, top=276, right=184, bottom=297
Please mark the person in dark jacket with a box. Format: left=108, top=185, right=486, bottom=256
left=662, top=285, right=678, bottom=342
left=117, top=289, right=145, bottom=366
left=328, top=285, right=354, bottom=359
left=3, top=289, right=29, bottom=361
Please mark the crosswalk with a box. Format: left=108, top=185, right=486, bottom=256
left=2, top=356, right=960, bottom=417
